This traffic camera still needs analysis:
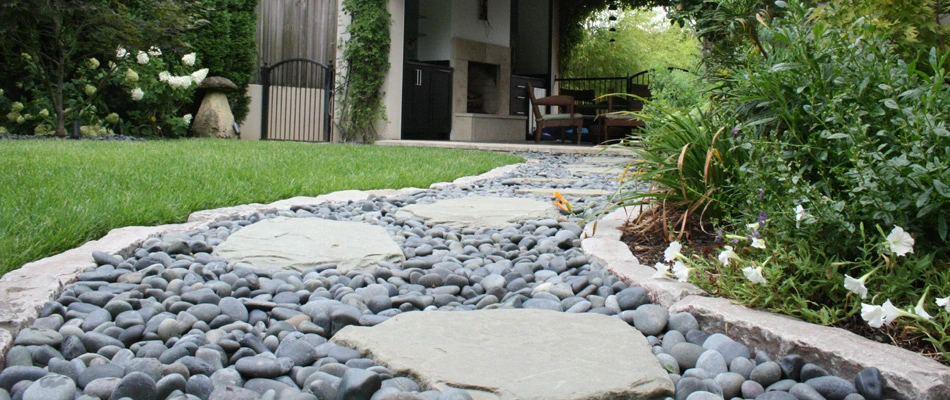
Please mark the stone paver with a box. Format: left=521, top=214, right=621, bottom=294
left=332, top=309, right=675, bottom=400
left=393, top=196, right=560, bottom=229
left=515, top=188, right=612, bottom=197
left=213, top=217, right=404, bottom=274
left=565, top=164, right=627, bottom=176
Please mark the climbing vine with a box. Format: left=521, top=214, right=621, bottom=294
left=337, top=0, right=391, bottom=144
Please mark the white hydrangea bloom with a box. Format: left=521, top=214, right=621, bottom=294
left=191, top=68, right=209, bottom=85
left=130, top=87, right=144, bottom=101
left=116, top=47, right=128, bottom=59
left=182, top=53, right=197, bottom=67
left=148, top=46, right=162, bottom=56
left=136, top=51, right=149, bottom=65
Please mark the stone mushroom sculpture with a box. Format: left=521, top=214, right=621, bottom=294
left=192, top=76, right=238, bottom=138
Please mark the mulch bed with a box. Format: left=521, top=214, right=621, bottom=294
left=618, top=206, right=946, bottom=365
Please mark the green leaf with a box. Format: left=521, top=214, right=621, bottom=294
left=770, top=63, right=803, bottom=73
left=935, top=180, right=950, bottom=198
left=883, top=99, right=899, bottom=109
left=939, top=214, right=948, bottom=241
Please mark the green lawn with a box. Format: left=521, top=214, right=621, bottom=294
left=0, top=139, right=523, bottom=277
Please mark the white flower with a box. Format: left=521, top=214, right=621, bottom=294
left=148, top=46, right=162, bottom=56
left=843, top=274, right=868, bottom=299
left=861, top=303, right=887, bottom=328
left=87, top=58, right=100, bottom=69
left=38, top=109, right=49, bottom=118
left=125, top=69, right=139, bottom=83
left=652, top=262, right=670, bottom=279
left=166, top=76, right=193, bottom=89
left=664, top=241, right=683, bottom=262
left=116, top=47, right=128, bottom=59
left=136, top=51, right=149, bottom=65
left=130, top=87, right=144, bottom=101
left=751, top=237, right=766, bottom=249
left=936, top=297, right=950, bottom=313
left=84, top=85, right=96, bottom=96
left=886, top=226, right=914, bottom=256
left=881, top=300, right=903, bottom=326
left=742, top=266, right=767, bottom=284
left=183, top=114, right=193, bottom=125
left=795, top=204, right=806, bottom=228
left=718, top=246, right=738, bottom=266
left=746, top=222, right=760, bottom=232
left=191, top=68, right=209, bottom=85
left=182, top=53, right=197, bottom=67
left=915, top=303, right=933, bottom=320
left=158, top=71, right=171, bottom=82
left=672, top=261, right=690, bottom=282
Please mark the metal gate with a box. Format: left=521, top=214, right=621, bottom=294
left=260, top=58, right=334, bottom=142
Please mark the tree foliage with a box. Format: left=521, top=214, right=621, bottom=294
left=561, top=7, right=700, bottom=78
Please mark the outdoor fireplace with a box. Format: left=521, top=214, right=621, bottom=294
left=467, top=61, right=499, bottom=114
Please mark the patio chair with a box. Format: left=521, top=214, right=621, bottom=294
left=527, top=83, right=584, bottom=144
left=599, top=84, right=650, bottom=142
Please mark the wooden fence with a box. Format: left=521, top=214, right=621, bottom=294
left=255, top=0, right=338, bottom=88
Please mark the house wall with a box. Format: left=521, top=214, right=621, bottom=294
left=513, top=0, right=549, bottom=76
left=417, top=1, right=451, bottom=61
left=376, top=0, right=406, bottom=140
left=451, top=0, right=510, bottom=47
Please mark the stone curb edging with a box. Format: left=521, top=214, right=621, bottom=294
left=582, top=206, right=950, bottom=400
left=0, top=162, right=526, bottom=368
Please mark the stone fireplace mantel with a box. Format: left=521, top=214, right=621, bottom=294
left=449, top=38, right=524, bottom=141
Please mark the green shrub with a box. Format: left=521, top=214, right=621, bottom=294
left=184, top=0, right=258, bottom=124
left=619, top=0, right=950, bottom=362
left=337, top=0, right=391, bottom=144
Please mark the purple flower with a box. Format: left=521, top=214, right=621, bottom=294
left=731, top=126, right=739, bottom=135
left=757, top=188, right=764, bottom=201
left=757, top=211, right=768, bottom=227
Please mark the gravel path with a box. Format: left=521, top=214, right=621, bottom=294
left=0, top=152, right=887, bottom=400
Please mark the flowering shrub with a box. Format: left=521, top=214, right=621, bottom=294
left=108, top=47, right=207, bottom=137
left=0, top=45, right=205, bottom=138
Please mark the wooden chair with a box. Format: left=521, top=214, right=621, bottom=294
left=599, top=84, right=651, bottom=142
left=526, top=83, right=584, bottom=144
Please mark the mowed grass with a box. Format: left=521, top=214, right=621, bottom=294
left=0, top=139, right=523, bottom=277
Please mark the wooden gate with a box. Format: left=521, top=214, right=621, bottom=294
left=260, top=59, right=334, bottom=142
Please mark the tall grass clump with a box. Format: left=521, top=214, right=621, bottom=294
left=0, top=139, right=521, bottom=277
left=617, top=0, right=950, bottom=362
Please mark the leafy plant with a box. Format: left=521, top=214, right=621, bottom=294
left=336, top=0, right=391, bottom=144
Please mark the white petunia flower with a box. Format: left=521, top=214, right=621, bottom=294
left=130, top=87, right=144, bottom=101
left=718, top=246, right=738, bottom=266
left=664, top=241, right=683, bottom=262
left=843, top=274, right=868, bottom=299
left=182, top=53, right=197, bottom=67
left=886, top=226, right=914, bottom=256
left=672, top=261, right=690, bottom=282
left=881, top=300, right=902, bottom=326
left=795, top=204, right=806, bottom=228
left=652, top=262, right=670, bottom=279
left=751, top=237, right=766, bottom=249
left=861, top=303, right=886, bottom=328
left=742, top=266, right=767, bottom=284
left=915, top=303, right=933, bottom=320
left=936, top=297, right=950, bottom=313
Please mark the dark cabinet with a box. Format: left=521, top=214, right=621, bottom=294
left=509, top=75, right=545, bottom=117
left=402, top=62, right=452, bottom=140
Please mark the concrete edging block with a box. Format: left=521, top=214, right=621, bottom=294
left=669, top=295, right=950, bottom=400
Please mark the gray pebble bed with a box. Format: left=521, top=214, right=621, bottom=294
left=0, top=152, right=888, bottom=400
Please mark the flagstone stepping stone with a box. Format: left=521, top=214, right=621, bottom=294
left=582, top=156, right=636, bottom=166
left=214, top=217, right=404, bottom=274
left=502, top=177, right=578, bottom=185
left=515, top=188, right=612, bottom=197
left=566, top=164, right=627, bottom=176
left=393, top=196, right=560, bottom=229
left=332, top=309, right=675, bottom=400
